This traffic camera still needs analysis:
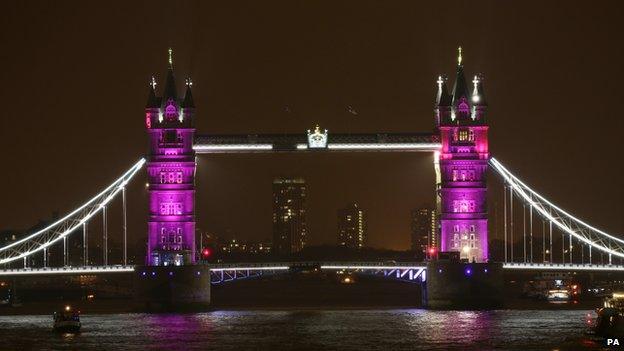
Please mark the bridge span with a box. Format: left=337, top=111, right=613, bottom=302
left=3, top=261, right=624, bottom=278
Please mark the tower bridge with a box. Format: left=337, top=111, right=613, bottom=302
left=1, top=48, right=623, bottom=309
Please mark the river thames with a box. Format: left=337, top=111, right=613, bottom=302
left=0, top=309, right=602, bottom=350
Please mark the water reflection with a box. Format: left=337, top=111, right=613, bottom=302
left=0, top=310, right=599, bottom=351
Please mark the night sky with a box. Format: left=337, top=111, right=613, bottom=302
left=1, top=1, right=622, bottom=251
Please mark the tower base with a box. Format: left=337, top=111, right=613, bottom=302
left=133, top=265, right=211, bottom=312
left=424, top=261, right=503, bottom=309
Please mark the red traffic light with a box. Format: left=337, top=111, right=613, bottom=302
left=201, top=247, right=212, bottom=258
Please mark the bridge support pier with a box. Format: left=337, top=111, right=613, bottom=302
left=424, top=261, right=503, bottom=309
left=133, top=265, right=211, bottom=312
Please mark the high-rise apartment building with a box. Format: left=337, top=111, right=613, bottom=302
left=272, top=178, right=307, bottom=255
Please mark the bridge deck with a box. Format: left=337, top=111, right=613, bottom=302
left=3, top=262, right=624, bottom=276
left=194, top=133, right=440, bottom=153
left=502, top=262, right=624, bottom=271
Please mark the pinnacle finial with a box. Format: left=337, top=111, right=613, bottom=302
left=436, top=75, right=445, bottom=88
left=150, top=76, right=157, bottom=90
left=457, top=46, right=463, bottom=66
left=168, top=48, right=173, bottom=68
left=185, top=78, right=193, bottom=87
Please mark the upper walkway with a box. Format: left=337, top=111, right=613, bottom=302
left=194, top=132, right=440, bottom=153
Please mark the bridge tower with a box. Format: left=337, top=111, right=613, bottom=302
left=145, top=49, right=197, bottom=266
left=435, top=48, right=489, bottom=263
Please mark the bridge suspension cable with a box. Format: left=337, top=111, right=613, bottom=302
left=0, top=159, right=146, bottom=265
left=490, top=157, right=624, bottom=261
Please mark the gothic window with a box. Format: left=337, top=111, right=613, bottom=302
left=159, top=169, right=183, bottom=184
left=458, top=130, right=468, bottom=141
left=470, top=225, right=476, bottom=232
left=165, top=100, right=177, bottom=120
left=160, top=202, right=183, bottom=215
left=453, top=225, right=460, bottom=233
left=164, top=130, right=177, bottom=143
left=458, top=129, right=475, bottom=142
left=453, top=200, right=476, bottom=213
left=458, top=101, right=470, bottom=114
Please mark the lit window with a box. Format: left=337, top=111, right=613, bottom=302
left=457, top=128, right=475, bottom=142
left=453, top=200, right=476, bottom=213
left=160, top=202, right=183, bottom=215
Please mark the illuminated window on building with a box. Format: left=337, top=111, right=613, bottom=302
left=159, top=170, right=184, bottom=184
left=457, top=129, right=475, bottom=142
left=452, top=168, right=476, bottom=181
left=453, top=200, right=476, bottom=213
left=160, top=202, right=183, bottom=215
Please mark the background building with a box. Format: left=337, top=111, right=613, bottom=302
left=272, top=178, right=307, bottom=255
left=218, top=239, right=272, bottom=255
left=337, top=203, right=366, bottom=249
left=411, top=206, right=436, bottom=254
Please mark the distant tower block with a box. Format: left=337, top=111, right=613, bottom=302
left=435, top=47, right=489, bottom=262
left=145, top=49, right=197, bottom=266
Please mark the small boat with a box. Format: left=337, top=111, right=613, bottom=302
left=53, top=305, right=81, bottom=333
left=590, top=293, right=624, bottom=338
left=546, top=289, right=570, bottom=302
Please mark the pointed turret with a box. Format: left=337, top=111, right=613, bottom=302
left=471, top=74, right=487, bottom=106
left=162, top=48, right=178, bottom=102
left=436, top=75, right=452, bottom=106
left=182, top=78, right=195, bottom=108
left=451, top=47, right=471, bottom=105
left=146, top=76, right=160, bottom=108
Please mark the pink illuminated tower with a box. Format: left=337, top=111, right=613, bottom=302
left=145, top=49, right=196, bottom=266
left=436, top=48, right=489, bottom=262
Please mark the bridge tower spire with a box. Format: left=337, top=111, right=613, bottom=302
left=144, top=49, right=197, bottom=266
left=436, top=47, right=489, bottom=262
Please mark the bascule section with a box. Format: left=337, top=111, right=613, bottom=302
left=436, top=48, right=489, bottom=263
left=145, top=49, right=197, bottom=267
